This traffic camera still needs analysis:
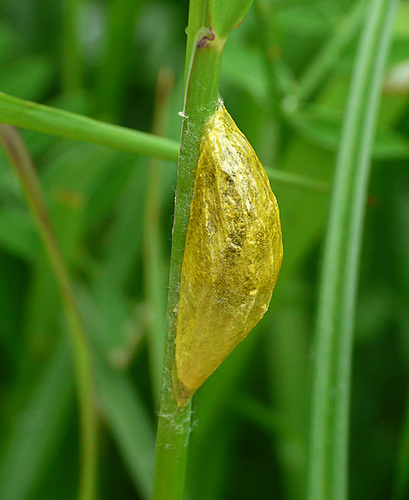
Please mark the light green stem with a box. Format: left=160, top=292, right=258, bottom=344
left=0, top=92, right=180, bottom=161
left=152, top=1, right=225, bottom=498
left=306, top=0, right=399, bottom=498
left=0, top=92, right=327, bottom=192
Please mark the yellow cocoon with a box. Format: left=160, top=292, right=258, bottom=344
left=173, top=102, right=283, bottom=407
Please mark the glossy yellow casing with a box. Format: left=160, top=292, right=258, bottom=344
left=173, top=103, right=283, bottom=406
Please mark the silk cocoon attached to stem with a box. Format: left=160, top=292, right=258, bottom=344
left=173, top=102, right=283, bottom=407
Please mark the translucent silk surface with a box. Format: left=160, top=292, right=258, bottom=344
left=173, top=103, right=283, bottom=406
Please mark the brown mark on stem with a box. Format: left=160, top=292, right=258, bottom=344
left=197, top=27, right=216, bottom=48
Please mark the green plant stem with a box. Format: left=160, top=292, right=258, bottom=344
left=0, top=92, right=328, bottom=193
left=152, top=2, right=224, bottom=498
left=0, top=92, right=180, bottom=161
left=284, top=0, right=366, bottom=111
left=0, top=125, right=98, bottom=500
left=306, top=1, right=398, bottom=499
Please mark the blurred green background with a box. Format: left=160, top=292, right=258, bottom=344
left=0, top=0, right=409, bottom=498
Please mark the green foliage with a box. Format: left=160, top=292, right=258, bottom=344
left=0, top=0, right=408, bottom=499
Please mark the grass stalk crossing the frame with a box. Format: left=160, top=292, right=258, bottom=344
left=0, top=92, right=180, bottom=161
left=306, top=0, right=399, bottom=498
left=0, top=92, right=327, bottom=192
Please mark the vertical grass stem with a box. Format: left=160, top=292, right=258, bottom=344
left=152, top=1, right=225, bottom=498
left=306, top=0, right=399, bottom=498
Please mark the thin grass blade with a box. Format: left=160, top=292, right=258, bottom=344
left=306, top=0, right=399, bottom=498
